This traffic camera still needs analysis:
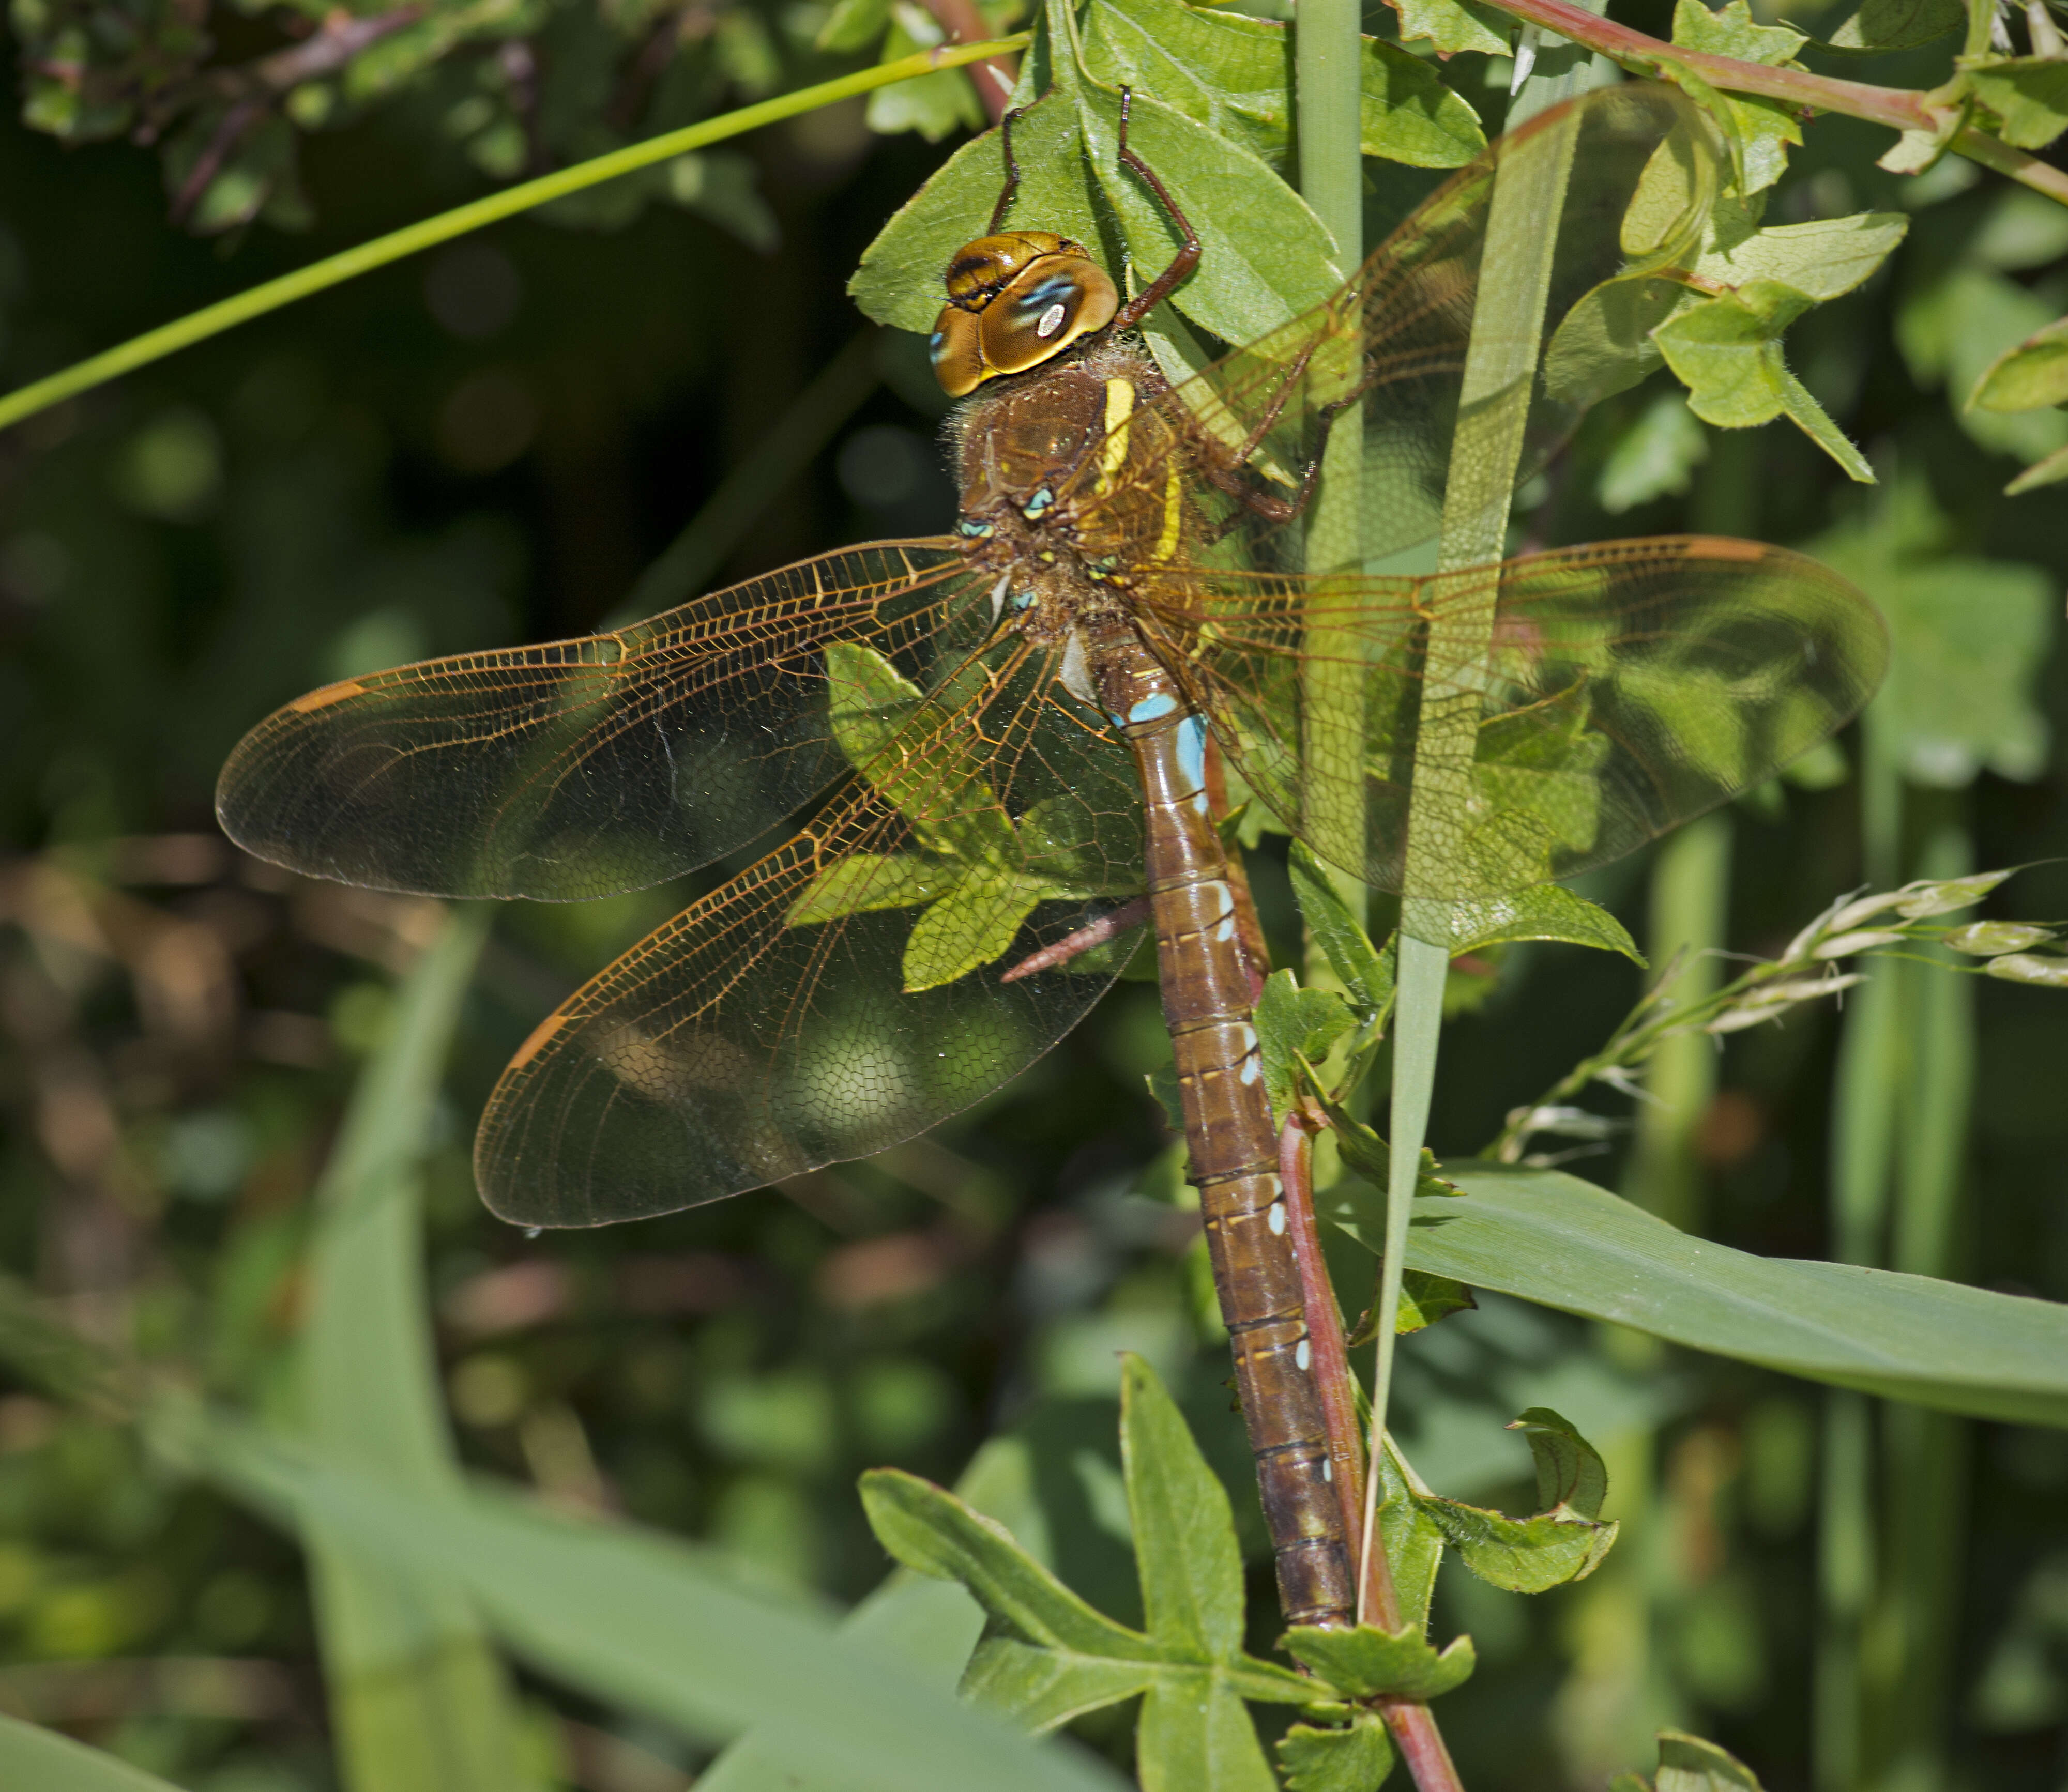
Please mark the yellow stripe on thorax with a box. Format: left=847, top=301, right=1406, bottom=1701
left=1155, top=461, right=1183, bottom=563
left=1096, top=378, right=1136, bottom=494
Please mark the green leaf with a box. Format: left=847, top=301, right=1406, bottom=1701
left=1654, top=281, right=1873, bottom=479
left=1316, top=1096, right=1458, bottom=1203
left=195, top=1426, right=1120, bottom=1792
left=788, top=853, right=957, bottom=926
left=851, top=38, right=1339, bottom=353
left=1654, top=1729, right=1768, bottom=1790
left=1897, top=251, right=2068, bottom=460
left=0, top=1714, right=189, bottom=1791
left=1416, top=1481, right=1618, bottom=1593
left=1324, top=1160, right=2068, bottom=1427
left=861, top=1366, right=1315, bottom=1792
left=1373, top=1439, right=1446, bottom=1633
left=1666, top=0, right=1807, bottom=192
left=701, top=1439, right=1045, bottom=1791
left=1288, top=840, right=1396, bottom=1014
left=297, top=907, right=540, bottom=1792
left=825, top=642, right=1017, bottom=864
left=1079, top=0, right=1482, bottom=172
left=1818, top=0, right=1963, bottom=51
left=863, top=1469, right=1152, bottom=1662
left=1509, top=1406, right=1608, bottom=1518
left=1391, top=0, right=1512, bottom=57
left=1255, top=969, right=1356, bottom=1122
left=1812, top=486, right=2055, bottom=785
left=1275, top=1711, right=1395, bottom=1792
left=2007, top=441, right=2068, bottom=494
left=1437, top=883, right=1644, bottom=963
left=1599, top=389, right=1709, bottom=512
left=1284, top=1622, right=1478, bottom=1698
left=818, top=0, right=891, bottom=52
left=1120, top=1354, right=1245, bottom=1662
left=903, top=876, right=1043, bottom=991
left=1387, top=1269, right=1478, bottom=1338
left=1971, top=314, right=2068, bottom=412
left=1967, top=56, right=2068, bottom=151
left=1696, top=209, right=1909, bottom=301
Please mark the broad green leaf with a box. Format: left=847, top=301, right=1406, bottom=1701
left=1655, top=1729, right=1768, bottom=1790
left=194, top=1425, right=1122, bottom=1792
left=1435, top=882, right=1643, bottom=963
left=297, top=907, right=538, bottom=1792
left=1813, top=491, right=2054, bottom=785
left=1138, top=1674, right=1282, bottom=1792
left=1599, top=389, right=1709, bottom=512
left=1967, top=56, right=2068, bottom=150
left=1391, top=0, right=1511, bottom=57
left=866, top=10, right=986, bottom=143
left=1898, top=256, right=2068, bottom=460
left=788, top=853, right=956, bottom=925
left=1079, top=0, right=1482, bottom=172
left=1284, top=1622, right=1477, bottom=1698
left=1667, top=0, right=1806, bottom=192
left=1695, top=210, right=1909, bottom=301
left=1255, top=969, right=1357, bottom=1122
left=1325, top=1161, right=2068, bottom=1427
left=1654, top=281, right=1873, bottom=479
left=1510, top=1406, right=1608, bottom=1518
left=1818, top=0, right=1962, bottom=50
left=903, top=875, right=1043, bottom=991
left=866, top=1366, right=1315, bottom=1791
left=1120, top=1355, right=1246, bottom=1662
left=852, top=16, right=1338, bottom=351
left=825, top=642, right=1016, bottom=864
left=818, top=0, right=891, bottom=52
left=1971, top=314, right=2068, bottom=412
left=0, top=1715, right=188, bottom=1791
left=1276, top=1711, right=1395, bottom=1792
left=1289, top=840, right=1395, bottom=1015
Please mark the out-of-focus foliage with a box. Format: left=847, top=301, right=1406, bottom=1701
left=0, top=0, right=2064, bottom=1782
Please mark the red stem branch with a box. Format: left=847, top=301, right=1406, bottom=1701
left=1467, top=0, right=2068, bottom=206
left=1279, top=1116, right=1466, bottom=1792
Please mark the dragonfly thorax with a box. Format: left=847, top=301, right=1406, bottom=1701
left=947, top=338, right=1183, bottom=652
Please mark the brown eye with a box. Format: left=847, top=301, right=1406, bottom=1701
left=929, top=238, right=1118, bottom=397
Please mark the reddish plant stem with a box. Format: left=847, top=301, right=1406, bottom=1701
left=1278, top=1116, right=1366, bottom=1547
left=1465, top=0, right=2068, bottom=206
left=914, top=0, right=1018, bottom=122
left=1279, top=1116, right=1467, bottom=1792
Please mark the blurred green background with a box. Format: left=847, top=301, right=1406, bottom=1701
left=0, top=0, right=2064, bottom=1786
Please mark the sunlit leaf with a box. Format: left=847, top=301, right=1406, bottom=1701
left=1283, top=1623, right=1477, bottom=1698
left=1275, top=1711, right=1395, bottom=1792
left=1967, top=57, right=2068, bottom=151
left=1970, top=315, right=2068, bottom=413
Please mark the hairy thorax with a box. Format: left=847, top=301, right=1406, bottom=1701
left=946, top=336, right=1194, bottom=655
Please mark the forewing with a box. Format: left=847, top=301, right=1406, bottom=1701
left=216, top=541, right=969, bottom=900
left=1163, top=538, right=1887, bottom=900
left=1073, top=84, right=1718, bottom=571
left=474, top=634, right=1147, bottom=1226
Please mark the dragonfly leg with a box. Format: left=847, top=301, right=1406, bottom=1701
left=1195, top=375, right=1365, bottom=541
left=986, top=102, right=1030, bottom=234
left=1110, top=86, right=1202, bottom=333
left=998, top=895, right=1151, bottom=982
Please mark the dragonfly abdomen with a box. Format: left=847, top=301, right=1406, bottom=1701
left=1092, top=626, right=1356, bottom=1629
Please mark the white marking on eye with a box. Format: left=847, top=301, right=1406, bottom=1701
left=1268, top=1202, right=1286, bottom=1236
left=1296, top=1339, right=1311, bottom=1372
left=1036, top=301, right=1068, bottom=339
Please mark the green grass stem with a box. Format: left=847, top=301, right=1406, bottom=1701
left=0, top=40, right=1025, bottom=437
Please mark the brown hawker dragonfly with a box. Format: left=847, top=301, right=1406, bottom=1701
left=217, top=83, right=1887, bottom=1627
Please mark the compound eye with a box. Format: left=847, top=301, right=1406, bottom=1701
left=976, top=255, right=1118, bottom=379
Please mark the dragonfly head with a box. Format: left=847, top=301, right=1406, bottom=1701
left=930, top=232, right=1119, bottom=400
